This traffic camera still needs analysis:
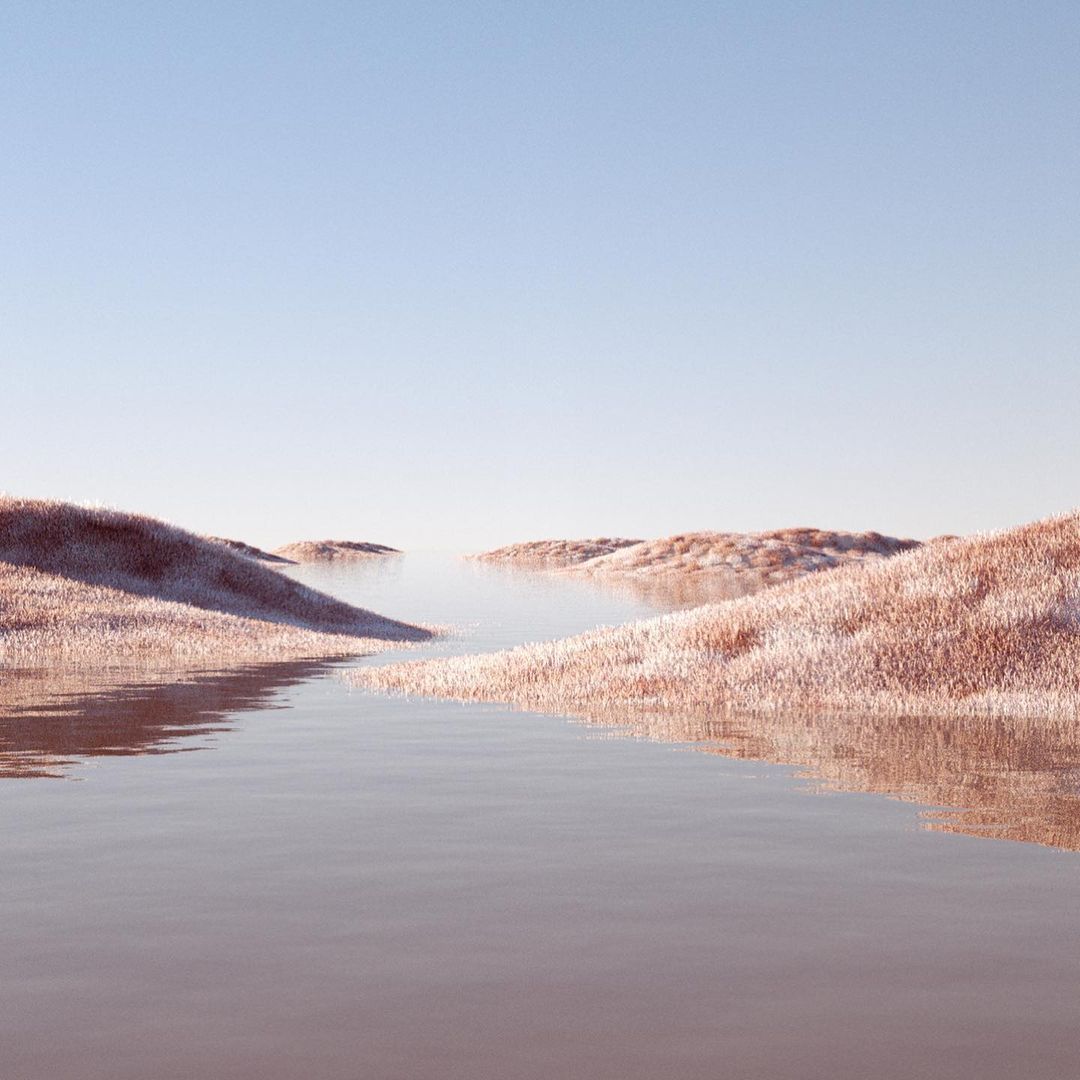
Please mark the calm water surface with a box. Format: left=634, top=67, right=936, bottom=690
left=2, top=555, right=1080, bottom=1080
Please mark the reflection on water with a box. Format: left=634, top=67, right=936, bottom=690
left=585, top=705, right=1080, bottom=851
left=3, top=553, right=1080, bottom=851
left=0, top=660, right=335, bottom=778
left=578, top=569, right=765, bottom=610
left=323, top=554, right=1080, bottom=853
left=476, top=562, right=765, bottom=611
left=3, top=555, right=1080, bottom=1080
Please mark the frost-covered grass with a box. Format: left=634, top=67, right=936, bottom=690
left=0, top=498, right=430, bottom=662
left=273, top=539, right=402, bottom=562
left=356, top=512, right=1080, bottom=719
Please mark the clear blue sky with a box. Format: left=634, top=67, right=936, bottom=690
left=3, top=1, right=1077, bottom=549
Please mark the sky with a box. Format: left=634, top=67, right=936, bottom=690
left=2, top=1, right=1077, bottom=550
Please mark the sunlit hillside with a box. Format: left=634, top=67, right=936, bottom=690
left=359, top=512, right=1080, bottom=719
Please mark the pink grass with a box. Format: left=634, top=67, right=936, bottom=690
left=357, top=512, right=1080, bottom=719
left=0, top=498, right=430, bottom=662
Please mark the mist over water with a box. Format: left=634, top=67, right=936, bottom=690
left=2, top=555, right=1080, bottom=1079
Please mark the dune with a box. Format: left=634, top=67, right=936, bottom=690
left=274, top=539, right=402, bottom=562
left=207, top=536, right=296, bottom=564
left=356, top=512, right=1080, bottom=719
left=472, top=537, right=643, bottom=567
left=0, top=499, right=431, bottom=662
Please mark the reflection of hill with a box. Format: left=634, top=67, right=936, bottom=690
left=587, top=704, right=1080, bottom=850
left=0, top=660, right=334, bottom=779
left=579, top=569, right=765, bottom=610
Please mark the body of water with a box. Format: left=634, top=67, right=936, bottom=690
left=2, top=555, right=1079, bottom=1079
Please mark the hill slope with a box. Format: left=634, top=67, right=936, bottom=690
left=0, top=499, right=429, bottom=660
left=357, top=513, right=1080, bottom=718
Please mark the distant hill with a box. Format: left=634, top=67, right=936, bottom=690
left=273, top=540, right=402, bottom=562
left=472, top=537, right=643, bottom=568
left=0, top=499, right=429, bottom=661
left=471, top=528, right=921, bottom=595
left=357, top=512, right=1080, bottom=719
left=573, top=528, right=922, bottom=584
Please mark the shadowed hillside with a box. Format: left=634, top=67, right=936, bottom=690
left=357, top=512, right=1080, bottom=719
left=0, top=499, right=430, bottom=660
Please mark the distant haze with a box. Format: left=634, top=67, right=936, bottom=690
left=3, top=2, right=1077, bottom=550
